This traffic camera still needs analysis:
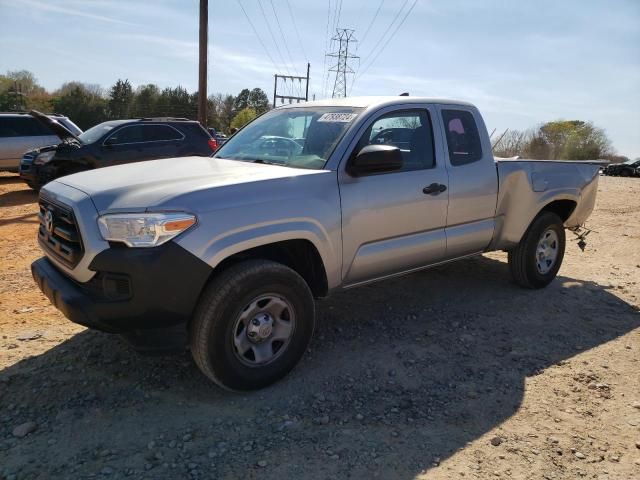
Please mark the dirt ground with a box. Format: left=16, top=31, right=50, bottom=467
left=0, top=172, right=638, bottom=480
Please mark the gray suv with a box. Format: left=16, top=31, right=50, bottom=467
left=0, top=112, right=81, bottom=172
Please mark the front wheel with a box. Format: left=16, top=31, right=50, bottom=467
left=190, top=259, right=315, bottom=391
left=508, top=211, right=566, bottom=289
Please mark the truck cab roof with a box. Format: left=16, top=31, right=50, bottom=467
left=279, top=96, right=476, bottom=110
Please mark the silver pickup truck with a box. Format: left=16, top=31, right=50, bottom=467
left=31, top=96, right=600, bottom=390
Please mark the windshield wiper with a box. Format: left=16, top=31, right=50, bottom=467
left=250, top=159, right=284, bottom=166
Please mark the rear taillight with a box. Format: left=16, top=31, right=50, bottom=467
left=208, top=138, right=218, bottom=150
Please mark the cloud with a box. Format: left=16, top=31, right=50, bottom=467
left=1, top=0, right=138, bottom=26
left=113, top=33, right=278, bottom=77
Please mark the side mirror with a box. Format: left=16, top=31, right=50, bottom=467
left=348, top=144, right=403, bottom=176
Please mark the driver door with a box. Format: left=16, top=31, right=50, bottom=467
left=339, top=107, right=449, bottom=286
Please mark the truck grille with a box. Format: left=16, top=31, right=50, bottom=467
left=38, top=196, right=84, bottom=268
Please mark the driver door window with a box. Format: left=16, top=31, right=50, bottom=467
left=354, top=110, right=435, bottom=172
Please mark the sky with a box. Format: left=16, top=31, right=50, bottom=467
left=0, top=0, right=638, bottom=157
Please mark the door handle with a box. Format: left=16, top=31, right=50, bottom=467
left=423, top=183, right=447, bottom=195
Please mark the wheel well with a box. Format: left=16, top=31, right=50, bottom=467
left=214, top=239, right=329, bottom=297
left=541, top=199, right=577, bottom=222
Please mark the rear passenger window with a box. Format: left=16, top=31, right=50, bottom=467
left=105, top=125, right=146, bottom=145
left=144, top=125, right=183, bottom=141
left=106, top=125, right=184, bottom=144
left=441, top=110, right=483, bottom=166
left=355, top=109, right=435, bottom=171
left=0, top=117, right=52, bottom=138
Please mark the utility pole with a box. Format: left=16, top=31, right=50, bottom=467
left=197, top=0, right=208, bottom=126
left=327, top=29, right=358, bottom=98
left=272, top=63, right=311, bottom=108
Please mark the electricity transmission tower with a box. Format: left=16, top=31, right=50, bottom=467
left=327, top=29, right=359, bottom=98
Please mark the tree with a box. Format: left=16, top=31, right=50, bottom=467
left=231, top=107, right=257, bottom=129
left=492, top=130, right=531, bottom=158
left=157, top=86, right=196, bottom=118
left=51, top=82, right=108, bottom=129
left=0, top=70, right=51, bottom=111
left=233, top=88, right=269, bottom=116
left=534, top=120, right=613, bottom=160
left=493, top=120, right=614, bottom=160
left=108, top=79, right=133, bottom=119
left=130, top=84, right=160, bottom=118
left=233, top=88, right=251, bottom=113
left=210, top=93, right=236, bottom=133
left=248, top=88, right=270, bottom=114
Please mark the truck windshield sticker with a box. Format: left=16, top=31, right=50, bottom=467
left=317, top=113, right=358, bottom=123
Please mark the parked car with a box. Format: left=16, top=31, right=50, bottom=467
left=602, top=158, right=640, bottom=177
left=215, top=133, right=228, bottom=146
left=0, top=112, right=81, bottom=172
left=31, top=96, right=601, bottom=391
left=19, top=111, right=217, bottom=190
left=207, top=128, right=228, bottom=148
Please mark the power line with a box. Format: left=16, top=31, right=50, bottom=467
left=322, top=0, right=333, bottom=98
left=257, top=0, right=292, bottom=75
left=285, top=0, right=308, bottom=63
left=269, top=0, right=298, bottom=76
left=357, top=0, right=416, bottom=80
left=359, top=0, right=408, bottom=62
left=235, top=0, right=280, bottom=73
left=333, top=0, right=343, bottom=32
left=358, top=0, right=384, bottom=48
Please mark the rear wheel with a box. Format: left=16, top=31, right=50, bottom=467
left=508, top=211, right=565, bottom=289
left=620, top=169, right=630, bottom=177
left=190, top=259, right=315, bottom=391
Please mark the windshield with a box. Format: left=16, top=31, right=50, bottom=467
left=214, top=106, right=363, bottom=169
left=78, top=120, right=127, bottom=144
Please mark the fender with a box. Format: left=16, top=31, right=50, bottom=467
left=178, top=218, right=342, bottom=290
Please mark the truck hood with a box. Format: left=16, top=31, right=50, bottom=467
left=30, top=110, right=81, bottom=143
left=55, top=156, right=329, bottom=212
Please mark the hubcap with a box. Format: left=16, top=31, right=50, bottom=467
left=231, top=294, right=295, bottom=367
left=536, top=229, right=559, bottom=275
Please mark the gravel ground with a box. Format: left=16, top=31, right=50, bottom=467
left=0, top=172, right=639, bottom=480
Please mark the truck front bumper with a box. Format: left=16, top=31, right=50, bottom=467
left=31, top=242, right=212, bottom=334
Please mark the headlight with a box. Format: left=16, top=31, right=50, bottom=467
left=98, top=213, right=196, bottom=247
left=33, top=151, right=55, bottom=165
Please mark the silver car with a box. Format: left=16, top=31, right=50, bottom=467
left=0, top=112, right=81, bottom=172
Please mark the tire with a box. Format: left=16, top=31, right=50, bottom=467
left=190, top=259, right=315, bottom=391
left=620, top=169, right=630, bottom=177
left=26, top=181, right=40, bottom=192
left=508, top=211, right=565, bottom=289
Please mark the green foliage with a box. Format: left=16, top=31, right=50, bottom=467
left=108, top=79, right=133, bottom=119
left=51, top=82, right=108, bottom=130
left=494, top=120, right=614, bottom=160
left=157, top=86, right=196, bottom=118
left=0, top=70, right=272, bottom=132
left=231, top=107, right=257, bottom=129
left=233, top=88, right=270, bottom=116
left=130, top=84, right=160, bottom=117
left=233, top=89, right=251, bottom=112
left=0, top=70, right=51, bottom=111
left=248, top=88, right=270, bottom=114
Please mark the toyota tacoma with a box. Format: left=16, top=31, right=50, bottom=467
left=31, top=97, right=601, bottom=390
